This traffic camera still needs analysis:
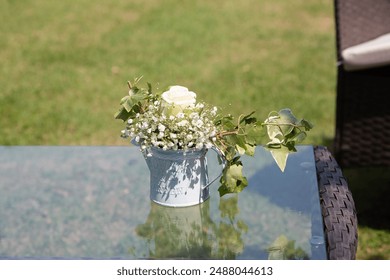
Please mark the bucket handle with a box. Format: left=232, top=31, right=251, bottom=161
left=203, top=146, right=227, bottom=189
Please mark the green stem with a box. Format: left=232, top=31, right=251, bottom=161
left=262, top=122, right=304, bottom=128
left=218, top=130, right=239, bottom=137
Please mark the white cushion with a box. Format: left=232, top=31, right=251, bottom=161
left=342, top=33, right=390, bottom=71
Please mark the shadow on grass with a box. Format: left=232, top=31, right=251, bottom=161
left=343, top=168, right=390, bottom=257
left=343, top=167, right=390, bottom=230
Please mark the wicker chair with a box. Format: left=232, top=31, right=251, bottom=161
left=314, top=146, right=358, bottom=260
left=334, top=0, right=390, bottom=168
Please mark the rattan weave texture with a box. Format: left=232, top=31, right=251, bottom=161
left=334, top=0, right=390, bottom=167
left=336, top=0, right=390, bottom=52
left=314, top=146, right=358, bottom=260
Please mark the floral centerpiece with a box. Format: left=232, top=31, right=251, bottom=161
left=115, top=77, right=313, bottom=197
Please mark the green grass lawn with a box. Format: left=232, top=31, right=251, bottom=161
left=0, top=0, right=388, bottom=259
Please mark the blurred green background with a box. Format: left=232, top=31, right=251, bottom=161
left=0, top=0, right=388, bottom=259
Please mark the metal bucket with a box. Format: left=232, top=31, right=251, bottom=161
left=141, top=146, right=223, bottom=207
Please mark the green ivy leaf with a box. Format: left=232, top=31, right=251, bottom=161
left=245, top=122, right=264, bottom=145
left=279, top=108, right=298, bottom=123
left=240, top=111, right=257, bottom=125
left=131, top=92, right=148, bottom=102
left=120, top=95, right=130, bottom=105
left=223, top=146, right=237, bottom=162
left=298, top=119, right=314, bottom=131
left=292, top=131, right=307, bottom=143
left=114, top=108, right=132, bottom=121
left=123, top=98, right=134, bottom=112
left=232, top=134, right=247, bottom=153
left=267, top=145, right=292, bottom=172
left=243, top=143, right=256, bottom=156
left=114, top=78, right=151, bottom=122
left=218, top=163, right=248, bottom=196
left=266, top=123, right=284, bottom=144
left=235, top=144, right=246, bottom=155
left=262, top=108, right=314, bottom=172
left=147, top=82, right=152, bottom=94
left=214, top=114, right=234, bottom=127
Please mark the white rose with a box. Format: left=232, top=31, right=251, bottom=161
left=161, top=85, right=196, bottom=116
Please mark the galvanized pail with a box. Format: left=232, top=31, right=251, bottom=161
left=141, top=146, right=223, bottom=207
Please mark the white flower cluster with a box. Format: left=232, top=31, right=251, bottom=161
left=121, top=89, right=219, bottom=153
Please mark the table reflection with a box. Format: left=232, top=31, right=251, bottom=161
left=136, top=196, right=246, bottom=259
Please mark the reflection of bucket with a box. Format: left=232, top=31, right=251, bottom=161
left=142, top=146, right=223, bottom=207
left=152, top=201, right=207, bottom=238
left=136, top=201, right=212, bottom=259
left=135, top=196, right=246, bottom=259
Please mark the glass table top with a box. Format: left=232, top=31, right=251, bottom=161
left=0, top=145, right=326, bottom=260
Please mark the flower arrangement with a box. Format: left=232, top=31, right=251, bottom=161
left=115, top=77, right=313, bottom=196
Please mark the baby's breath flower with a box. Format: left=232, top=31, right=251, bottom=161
left=195, top=119, right=203, bottom=128
left=119, top=82, right=231, bottom=152
left=196, top=142, right=203, bottom=150
left=190, top=112, right=198, bottom=119
left=142, top=122, right=149, bottom=129
left=157, top=132, right=164, bottom=139
left=177, top=120, right=188, bottom=127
